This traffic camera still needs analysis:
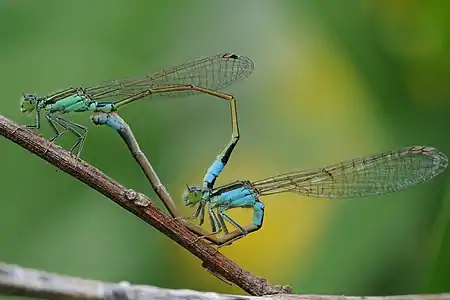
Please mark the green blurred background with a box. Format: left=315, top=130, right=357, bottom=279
left=1, top=0, right=450, bottom=297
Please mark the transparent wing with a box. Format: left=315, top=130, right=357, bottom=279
left=252, top=146, right=448, bottom=198
left=83, top=53, right=254, bottom=100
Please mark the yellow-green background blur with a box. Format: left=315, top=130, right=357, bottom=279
left=1, top=0, right=450, bottom=297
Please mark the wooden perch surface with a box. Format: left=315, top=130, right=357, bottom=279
left=0, top=262, right=449, bottom=300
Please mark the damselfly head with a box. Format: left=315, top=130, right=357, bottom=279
left=183, top=185, right=202, bottom=206
left=20, top=93, right=38, bottom=115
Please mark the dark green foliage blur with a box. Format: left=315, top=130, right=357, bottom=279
left=1, top=0, right=450, bottom=297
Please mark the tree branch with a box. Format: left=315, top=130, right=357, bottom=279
left=0, top=114, right=289, bottom=296
left=1, top=262, right=449, bottom=300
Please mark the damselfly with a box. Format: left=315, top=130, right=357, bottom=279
left=182, top=146, right=448, bottom=244
left=20, top=53, right=254, bottom=157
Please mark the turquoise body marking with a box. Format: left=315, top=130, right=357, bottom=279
left=49, top=94, right=84, bottom=111
left=213, top=185, right=256, bottom=208
left=203, top=159, right=225, bottom=189
left=252, top=202, right=265, bottom=227
left=64, top=98, right=91, bottom=113
left=95, top=102, right=116, bottom=113
left=91, top=113, right=123, bottom=131
left=209, top=183, right=263, bottom=229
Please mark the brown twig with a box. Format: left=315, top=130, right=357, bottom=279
left=0, top=114, right=289, bottom=296
left=0, top=262, right=448, bottom=300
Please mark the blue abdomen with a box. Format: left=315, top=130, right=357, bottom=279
left=203, top=160, right=224, bottom=188
left=91, top=113, right=124, bottom=131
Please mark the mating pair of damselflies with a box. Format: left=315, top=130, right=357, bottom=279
left=20, top=52, right=449, bottom=246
